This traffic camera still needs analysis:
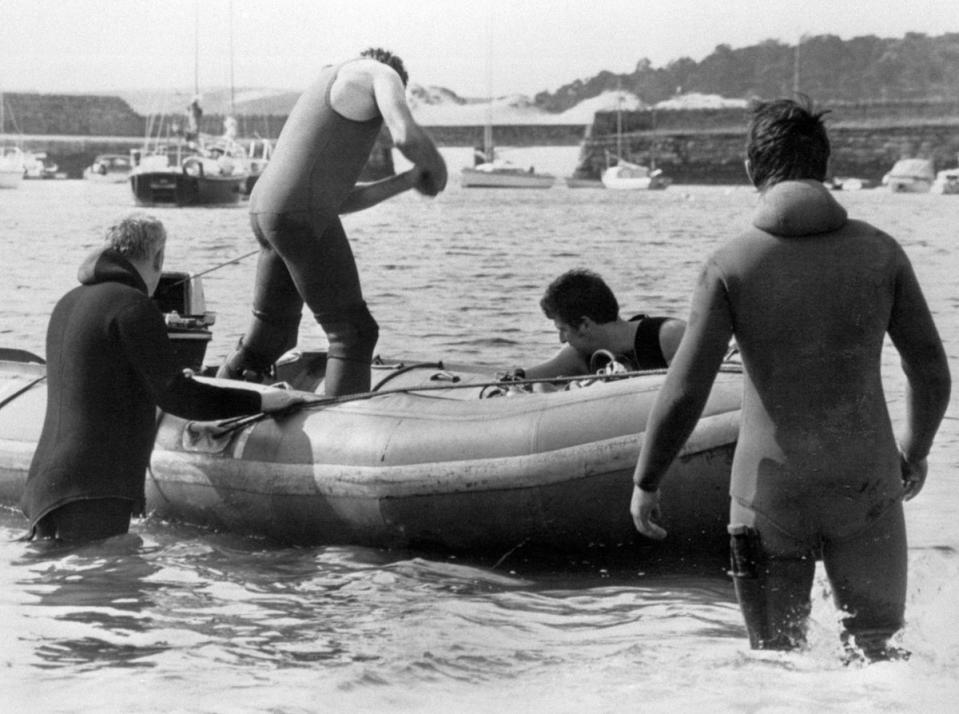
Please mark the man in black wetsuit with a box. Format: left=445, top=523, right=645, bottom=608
left=507, top=268, right=686, bottom=380
left=218, top=47, right=448, bottom=396
left=630, top=98, right=950, bottom=661
left=21, top=214, right=302, bottom=544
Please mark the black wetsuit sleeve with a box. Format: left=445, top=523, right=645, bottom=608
left=116, top=299, right=262, bottom=420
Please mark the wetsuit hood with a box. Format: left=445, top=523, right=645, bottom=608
left=752, top=180, right=847, bottom=237
left=77, top=247, right=148, bottom=293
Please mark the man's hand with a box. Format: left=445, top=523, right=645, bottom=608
left=900, top=451, right=929, bottom=501
left=411, top=161, right=447, bottom=196
left=630, top=485, right=668, bottom=540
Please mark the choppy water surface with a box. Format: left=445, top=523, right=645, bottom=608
left=2, top=157, right=958, bottom=712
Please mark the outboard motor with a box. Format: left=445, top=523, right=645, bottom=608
left=152, top=271, right=216, bottom=372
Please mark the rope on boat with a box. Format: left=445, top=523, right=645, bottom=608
left=158, top=249, right=261, bottom=292
left=370, top=361, right=448, bottom=391
left=0, top=374, right=46, bottom=410
left=200, top=363, right=744, bottom=438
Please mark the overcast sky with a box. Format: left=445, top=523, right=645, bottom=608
left=3, top=0, right=956, bottom=97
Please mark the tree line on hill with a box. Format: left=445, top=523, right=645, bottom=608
left=5, top=32, right=958, bottom=139
left=535, top=33, right=959, bottom=111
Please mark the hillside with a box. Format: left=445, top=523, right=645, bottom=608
left=107, top=32, right=957, bottom=128
left=536, top=32, right=959, bottom=111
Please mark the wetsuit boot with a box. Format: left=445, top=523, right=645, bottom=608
left=217, top=308, right=302, bottom=382
left=319, top=308, right=378, bottom=396
left=728, top=525, right=815, bottom=650
left=216, top=338, right=277, bottom=383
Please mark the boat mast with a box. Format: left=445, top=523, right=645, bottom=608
left=229, top=0, right=236, bottom=117
left=483, top=11, right=493, bottom=162
left=193, top=0, right=200, bottom=100
left=611, top=78, right=624, bottom=166
left=616, top=86, right=623, bottom=161
left=649, top=104, right=657, bottom=170
left=182, top=0, right=200, bottom=164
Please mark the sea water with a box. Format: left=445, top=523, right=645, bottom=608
left=1, top=152, right=958, bottom=713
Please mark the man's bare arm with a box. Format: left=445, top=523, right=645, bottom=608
left=372, top=69, right=447, bottom=195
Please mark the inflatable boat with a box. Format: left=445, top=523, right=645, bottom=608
left=0, top=274, right=742, bottom=557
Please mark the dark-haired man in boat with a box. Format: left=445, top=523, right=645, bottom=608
left=21, top=214, right=302, bottom=545
left=503, top=268, right=685, bottom=382
left=218, top=47, right=448, bottom=396
left=629, top=97, right=950, bottom=661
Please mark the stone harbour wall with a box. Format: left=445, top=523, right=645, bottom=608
left=4, top=92, right=958, bottom=182
left=584, top=123, right=959, bottom=184
left=583, top=102, right=959, bottom=183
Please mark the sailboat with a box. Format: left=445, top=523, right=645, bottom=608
left=459, top=27, right=554, bottom=189
left=600, top=92, right=669, bottom=191
left=601, top=158, right=670, bottom=191
left=0, top=94, right=25, bottom=189
left=460, top=102, right=556, bottom=189
left=129, top=2, right=248, bottom=206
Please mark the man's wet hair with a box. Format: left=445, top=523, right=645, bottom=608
left=540, top=269, right=619, bottom=326
left=746, top=95, right=831, bottom=189
left=105, top=213, right=166, bottom=261
left=361, top=47, right=409, bottom=87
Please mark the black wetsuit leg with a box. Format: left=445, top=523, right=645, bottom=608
left=291, top=216, right=377, bottom=396
left=34, top=498, right=133, bottom=543
left=230, top=211, right=377, bottom=395
left=729, top=499, right=818, bottom=650
left=822, top=501, right=907, bottom=659
left=248, top=212, right=309, bottom=355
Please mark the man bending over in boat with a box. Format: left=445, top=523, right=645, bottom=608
left=218, top=47, right=448, bottom=396
left=502, top=268, right=685, bottom=382
left=21, top=214, right=302, bottom=545
left=630, top=97, right=950, bottom=661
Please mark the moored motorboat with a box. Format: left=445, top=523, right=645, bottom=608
left=131, top=93, right=249, bottom=207
left=0, top=273, right=741, bottom=556
left=130, top=146, right=248, bottom=207
left=601, top=161, right=670, bottom=190
left=882, top=158, right=935, bottom=193
left=22, top=151, right=63, bottom=180
left=242, top=137, right=272, bottom=196
left=826, top=176, right=874, bottom=191
left=461, top=160, right=556, bottom=189
left=930, top=168, right=959, bottom=195
left=0, top=93, right=25, bottom=188
left=83, top=153, right=133, bottom=183
left=0, top=147, right=25, bottom=189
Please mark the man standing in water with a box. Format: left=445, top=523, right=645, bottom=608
left=218, top=48, right=448, bottom=395
left=21, top=214, right=302, bottom=544
left=629, top=97, right=950, bottom=661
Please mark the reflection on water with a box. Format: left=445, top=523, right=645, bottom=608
left=3, top=511, right=749, bottom=702
left=1, top=178, right=959, bottom=711
left=24, top=539, right=160, bottom=670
